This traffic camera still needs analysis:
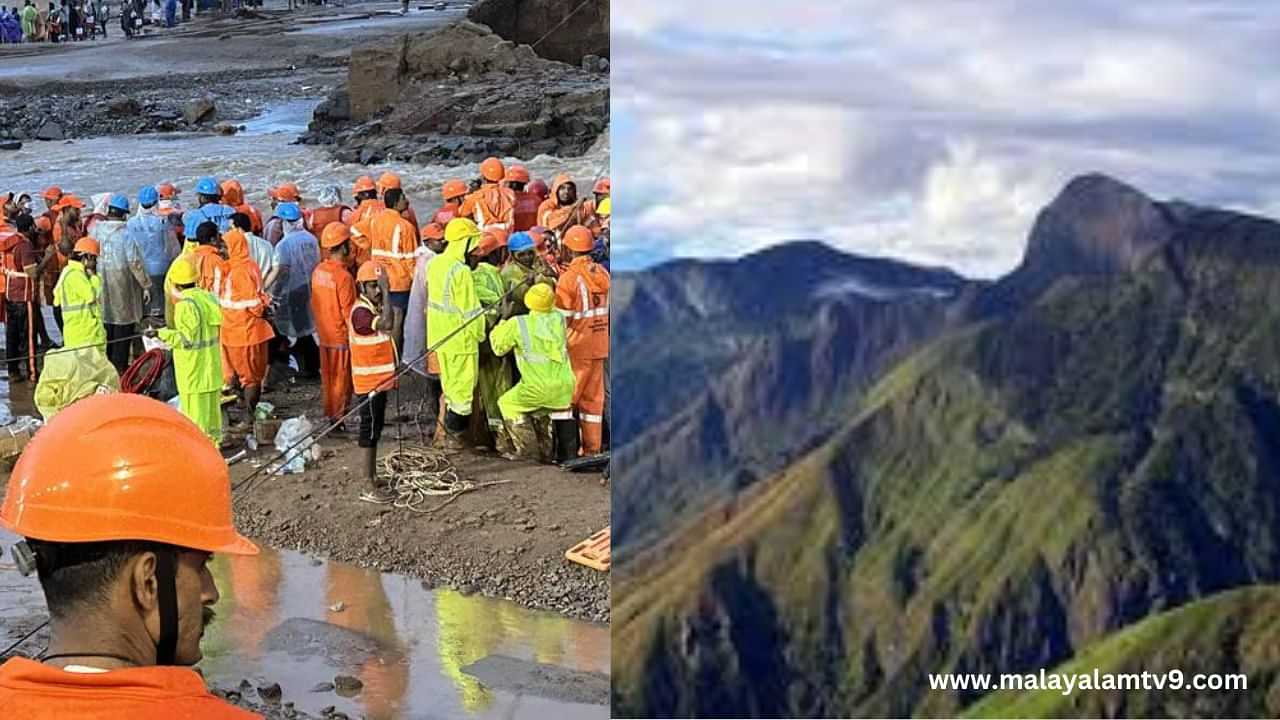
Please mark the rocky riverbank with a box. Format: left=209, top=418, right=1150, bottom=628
left=298, top=20, right=608, bottom=165
left=0, top=68, right=342, bottom=143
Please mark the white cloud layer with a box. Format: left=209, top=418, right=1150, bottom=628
left=612, top=0, right=1280, bottom=277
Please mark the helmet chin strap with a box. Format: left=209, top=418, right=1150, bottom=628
left=153, top=549, right=179, bottom=666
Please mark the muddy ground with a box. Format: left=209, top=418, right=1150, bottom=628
left=227, top=371, right=610, bottom=624
left=0, top=0, right=467, bottom=140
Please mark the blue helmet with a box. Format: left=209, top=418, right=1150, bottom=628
left=195, top=176, right=220, bottom=196
left=109, top=193, right=130, bottom=212
left=276, top=202, right=302, bottom=222
left=507, top=231, right=534, bottom=253
left=138, top=185, right=159, bottom=207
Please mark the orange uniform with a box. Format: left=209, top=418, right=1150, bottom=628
left=0, top=657, right=260, bottom=719
left=555, top=255, right=610, bottom=454
left=433, top=201, right=461, bottom=227
left=512, top=191, right=540, bottom=231
left=352, top=209, right=417, bottom=292
left=459, top=182, right=515, bottom=231
left=218, top=229, right=274, bottom=387
left=311, top=257, right=357, bottom=420
left=220, top=181, right=263, bottom=235
left=348, top=296, right=398, bottom=395
left=537, top=176, right=595, bottom=237
left=309, top=204, right=351, bottom=245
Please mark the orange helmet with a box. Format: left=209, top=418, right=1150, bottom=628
left=158, top=183, right=178, bottom=199
left=504, top=165, right=530, bottom=184
left=471, top=227, right=509, bottom=256
left=41, top=185, right=63, bottom=202
left=53, top=194, right=86, bottom=211
left=73, top=237, right=101, bottom=256
left=356, top=260, right=385, bottom=284
left=441, top=179, right=468, bottom=201
left=480, top=157, right=505, bottom=183
left=273, top=182, right=301, bottom=202
left=563, top=225, right=594, bottom=253
left=377, top=172, right=402, bottom=192
left=0, top=393, right=258, bottom=555
left=593, top=177, right=610, bottom=195
left=420, top=222, right=445, bottom=241
left=220, top=179, right=245, bottom=207
left=321, top=222, right=351, bottom=249
left=353, top=175, right=377, bottom=195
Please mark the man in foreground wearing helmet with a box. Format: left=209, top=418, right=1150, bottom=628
left=490, top=283, right=576, bottom=462
left=427, top=218, right=487, bottom=449
left=93, top=193, right=152, bottom=373
left=460, top=157, right=515, bottom=232
left=148, top=257, right=224, bottom=447
left=349, top=260, right=398, bottom=496
left=52, top=236, right=106, bottom=359
left=0, top=394, right=261, bottom=719
left=556, top=224, right=610, bottom=457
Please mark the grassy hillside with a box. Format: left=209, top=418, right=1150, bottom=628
left=612, top=206, right=1280, bottom=717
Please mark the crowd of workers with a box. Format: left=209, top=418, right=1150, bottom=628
left=0, top=157, right=611, bottom=498
left=0, top=0, right=220, bottom=42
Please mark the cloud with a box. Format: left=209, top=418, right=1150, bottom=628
left=612, top=0, right=1280, bottom=278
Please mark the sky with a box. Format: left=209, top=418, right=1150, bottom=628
left=611, top=1, right=1280, bottom=277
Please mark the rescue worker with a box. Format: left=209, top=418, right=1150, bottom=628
left=127, top=185, right=179, bottom=319
left=218, top=220, right=274, bottom=427
left=348, top=260, right=397, bottom=496
left=500, top=230, right=556, bottom=316
left=311, top=223, right=357, bottom=425
left=350, top=175, right=384, bottom=224
left=506, top=165, right=540, bottom=231
left=555, top=225, right=609, bottom=456
left=40, top=185, right=62, bottom=228
left=590, top=176, right=610, bottom=220
left=427, top=218, right=487, bottom=449
left=264, top=202, right=320, bottom=380
left=220, top=179, right=263, bottom=235
left=164, top=221, right=224, bottom=329
left=0, top=394, right=261, bottom=719
left=181, top=176, right=236, bottom=238
left=52, top=237, right=106, bottom=359
left=538, top=175, right=594, bottom=238
left=263, top=182, right=303, bottom=246
left=148, top=257, right=224, bottom=446
left=230, top=211, right=274, bottom=284
left=469, top=227, right=513, bottom=453
left=490, top=284, right=576, bottom=462
left=92, top=193, right=151, bottom=373
left=434, top=179, right=468, bottom=226
left=309, top=185, right=351, bottom=243
left=378, top=171, right=420, bottom=231
left=1, top=214, right=39, bottom=381
left=156, top=182, right=183, bottom=218
left=527, top=178, right=549, bottom=204
left=528, top=225, right=563, bottom=276
left=459, top=157, right=514, bottom=231
left=352, top=179, right=415, bottom=352
left=404, top=221, right=441, bottom=380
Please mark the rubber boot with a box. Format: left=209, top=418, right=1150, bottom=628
left=553, top=419, right=580, bottom=464
left=442, top=409, right=469, bottom=452
left=531, top=414, right=555, bottom=464
left=504, top=417, right=538, bottom=461
left=494, top=422, right=518, bottom=459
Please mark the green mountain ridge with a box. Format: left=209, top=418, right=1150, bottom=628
left=612, top=179, right=1280, bottom=717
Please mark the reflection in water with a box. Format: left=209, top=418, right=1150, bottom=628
left=199, top=544, right=608, bottom=719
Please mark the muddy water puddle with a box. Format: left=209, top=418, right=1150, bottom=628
left=1, top=528, right=609, bottom=719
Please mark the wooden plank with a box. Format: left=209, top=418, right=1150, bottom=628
left=565, top=526, right=610, bottom=572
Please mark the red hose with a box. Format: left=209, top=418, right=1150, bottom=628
left=121, top=348, right=167, bottom=394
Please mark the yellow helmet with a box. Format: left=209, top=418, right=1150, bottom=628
left=597, top=196, right=610, bottom=217
left=169, top=258, right=198, bottom=285
left=444, top=217, right=481, bottom=244
left=524, top=283, right=556, bottom=313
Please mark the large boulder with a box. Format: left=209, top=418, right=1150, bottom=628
left=467, top=0, right=608, bottom=66
left=183, top=96, right=216, bottom=125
